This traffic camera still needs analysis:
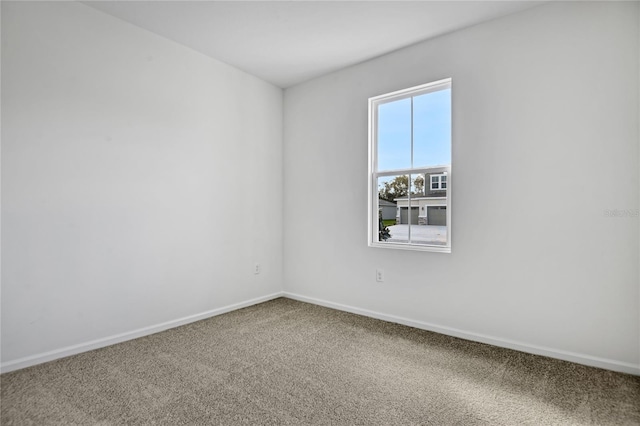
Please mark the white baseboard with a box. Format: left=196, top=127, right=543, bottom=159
left=283, top=292, right=640, bottom=376
left=1, top=292, right=284, bottom=374
left=5, top=291, right=638, bottom=376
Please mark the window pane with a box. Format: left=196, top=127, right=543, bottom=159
left=377, top=98, right=411, bottom=171
left=410, top=200, right=448, bottom=246
left=413, top=89, right=451, bottom=168
left=377, top=174, right=411, bottom=243
left=412, top=174, right=425, bottom=197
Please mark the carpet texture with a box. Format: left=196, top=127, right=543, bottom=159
left=1, top=298, right=639, bottom=425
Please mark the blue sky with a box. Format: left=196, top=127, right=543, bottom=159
left=377, top=88, right=451, bottom=171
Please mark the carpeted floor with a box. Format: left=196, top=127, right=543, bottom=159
left=1, top=298, right=639, bottom=425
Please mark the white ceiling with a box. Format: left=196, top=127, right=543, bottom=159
left=85, top=1, right=542, bottom=88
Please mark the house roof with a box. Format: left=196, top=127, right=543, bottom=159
left=378, top=199, right=397, bottom=207
left=394, top=195, right=446, bottom=201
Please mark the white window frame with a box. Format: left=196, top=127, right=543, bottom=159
left=368, top=78, right=452, bottom=253
left=430, top=173, right=447, bottom=191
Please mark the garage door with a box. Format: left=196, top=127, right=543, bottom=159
left=400, top=207, right=419, bottom=225
left=427, top=206, right=447, bottom=226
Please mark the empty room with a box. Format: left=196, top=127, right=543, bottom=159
left=1, top=0, right=639, bottom=424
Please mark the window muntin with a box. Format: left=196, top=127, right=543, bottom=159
left=368, top=79, right=452, bottom=252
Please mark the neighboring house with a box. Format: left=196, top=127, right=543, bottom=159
left=378, top=199, right=397, bottom=221
left=394, top=172, right=447, bottom=226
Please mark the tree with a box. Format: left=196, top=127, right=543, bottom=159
left=378, top=175, right=425, bottom=203
left=414, top=175, right=424, bottom=195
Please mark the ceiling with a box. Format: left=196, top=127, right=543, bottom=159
left=85, top=1, right=542, bottom=88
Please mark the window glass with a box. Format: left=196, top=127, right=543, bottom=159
left=413, top=89, right=451, bottom=168
left=377, top=98, right=411, bottom=171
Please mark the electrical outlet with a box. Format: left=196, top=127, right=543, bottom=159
left=254, top=263, right=261, bottom=275
left=376, top=269, right=384, bottom=282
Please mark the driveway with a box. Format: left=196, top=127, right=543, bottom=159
left=386, top=224, right=447, bottom=245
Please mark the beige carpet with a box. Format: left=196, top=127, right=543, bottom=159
left=1, top=298, right=639, bottom=425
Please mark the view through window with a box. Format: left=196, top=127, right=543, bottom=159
left=369, top=79, right=452, bottom=251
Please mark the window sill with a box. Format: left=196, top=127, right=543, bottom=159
left=369, top=241, right=451, bottom=253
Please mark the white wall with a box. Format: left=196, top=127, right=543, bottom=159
left=1, top=2, right=283, bottom=368
left=284, top=2, right=640, bottom=373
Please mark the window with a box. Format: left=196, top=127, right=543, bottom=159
left=430, top=174, right=447, bottom=190
left=368, top=78, right=451, bottom=252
